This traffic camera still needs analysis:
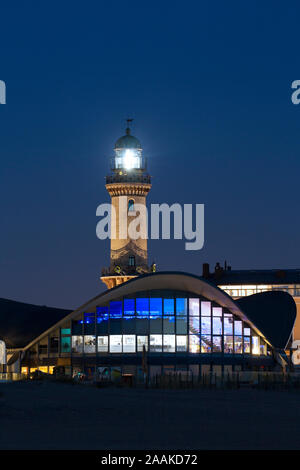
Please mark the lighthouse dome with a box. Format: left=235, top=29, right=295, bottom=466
left=114, top=130, right=142, bottom=150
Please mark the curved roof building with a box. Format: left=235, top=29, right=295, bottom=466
left=15, top=272, right=296, bottom=379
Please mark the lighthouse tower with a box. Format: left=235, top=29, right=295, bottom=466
left=101, top=121, right=152, bottom=289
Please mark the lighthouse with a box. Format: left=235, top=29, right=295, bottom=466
left=101, top=121, right=153, bottom=289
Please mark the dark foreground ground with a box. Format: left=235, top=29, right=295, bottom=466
left=0, top=381, right=300, bottom=450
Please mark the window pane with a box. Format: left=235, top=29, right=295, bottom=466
left=189, top=316, right=200, bottom=334
left=234, top=336, right=243, bottom=354
left=201, top=335, right=211, bottom=353
left=260, top=340, right=267, bottom=356
left=50, top=336, right=59, bottom=353
left=176, top=298, right=187, bottom=316
left=150, top=335, right=162, bottom=352
left=128, top=199, right=135, bottom=211
left=61, top=328, right=71, bottom=335
left=61, top=336, right=71, bottom=353
left=201, top=316, right=211, bottom=334
left=189, top=335, right=200, bottom=353
left=72, top=336, right=83, bottom=353
left=84, top=313, right=95, bottom=334
left=176, top=316, right=187, bottom=334
left=136, top=298, right=149, bottom=316
left=124, top=299, right=135, bottom=316
left=84, top=335, right=96, bottom=353
left=176, top=335, right=187, bottom=352
left=128, top=256, right=135, bottom=266
left=212, top=336, right=222, bottom=352
left=164, top=298, right=174, bottom=315
left=136, top=317, right=149, bottom=334
left=212, top=307, right=222, bottom=317
left=110, top=301, right=122, bottom=318
left=224, top=336, right=233, bottom=354
left=137, top=336, right=148, bottom=352
left=244, top=336, right=250, bottom=354
left=234, top=321, right=242, bottom=335
left=224, top=316, right=233, bottom=335
left=189, top=298, right=199, bottom=316
left=72, top=320, right=82, bottom=335
left=97, top=336, right=108, bottom=352
left=213, top=317, right=222, bottom=335
left=123, top=335, right=136, bottom=353
left=97, top=306, right=109, bottom=316
left=252, top=336, right=260, bottom=355
left=84, top=313, right=95, bottom=324
left=201, top=301, right=211, bottom=316
left=150, top=317, right=162, bottom=334
left=122, top=316, right=135, bottom=334
left=163, top=316, right=175, bottom=333
left=96, top=314, right=109, bottom=334
left=110, top=335, right=122, bottom=353
left=163, top=335, right=175, bottom=353
left=110, top=318, right=122, bottom=334
left=244, top=327, right=251, bottom=336
left=150, top=298, right=162, bottom=316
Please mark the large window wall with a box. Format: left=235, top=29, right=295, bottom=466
left=219, top=284, right=300, bottom=298
left=69, top=291, right=268, bottom=356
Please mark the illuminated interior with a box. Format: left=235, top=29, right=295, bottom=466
left=114, top=148, right=142, bottom=170
left=219, top=284, right=300, bottom=298
left=65, top=292, right=268, bottom=356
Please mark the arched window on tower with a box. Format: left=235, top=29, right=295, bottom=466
left=128, top=199, right=135, bottom=212
left=129, top=255, right=135, bottom=267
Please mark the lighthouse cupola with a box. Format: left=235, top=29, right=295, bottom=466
left=101, top=121, right=152, bottom=290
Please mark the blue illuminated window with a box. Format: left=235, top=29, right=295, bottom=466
left=136, top=298, right=149, bottom=317
left=84, top=313, right=95, bottom=324
left=96, top=306, right=109, bottom=322
left=97, top=306, right=109, bottom=315
left=124, top=299, right=135, bottom=315
left=176, top=298, right=187, bottom=316
left=110, top=301, right=122, bottom=318
left=163, top=298, right=174, bottom=315
left=150, top=298, right=162, bottom=316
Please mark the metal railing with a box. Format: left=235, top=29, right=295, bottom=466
left=106, top=173, right=151, bottom=184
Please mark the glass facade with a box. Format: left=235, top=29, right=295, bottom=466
left=64, top=292, right=268, bottom=357
left=219, top=284, right=300, bottom=298
left=20, top=288, right=277, bottom=380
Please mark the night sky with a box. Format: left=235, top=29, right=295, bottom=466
left=0, top=1, right=300, bottom=309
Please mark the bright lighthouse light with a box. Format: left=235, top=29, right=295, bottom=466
left=123, top=149, right=136, bottom=169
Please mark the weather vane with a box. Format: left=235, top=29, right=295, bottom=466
left=126, top=118, right=133, bottom=135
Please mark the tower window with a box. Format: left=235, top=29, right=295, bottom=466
left=129, top=255, right=135, bottom=267
left=128, top=199, right=135, bottom=212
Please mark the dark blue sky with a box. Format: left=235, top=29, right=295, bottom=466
left=0, top=1, right=300, bottom=308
